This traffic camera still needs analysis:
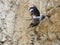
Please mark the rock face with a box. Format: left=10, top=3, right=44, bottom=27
left=0, top=0, right=20, bottom=45
left=0, top=0, right=60, bottom=45
left=15, top=0, right=60, bottom=45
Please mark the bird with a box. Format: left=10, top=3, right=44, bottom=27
left=28, top=5, right=40, bottom=28
left=28, top=5, right=51, bottom=28
left=27, top=4, right=52, bottom=28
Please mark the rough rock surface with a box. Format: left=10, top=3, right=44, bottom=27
left=0, top=0, right=20, bottom=45
left=0, top=0, right=60, bottom=45
left=15, top=0, right=60, bottom=45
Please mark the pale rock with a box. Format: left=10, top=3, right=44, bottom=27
left=48, top=33, right=56, bottom=41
